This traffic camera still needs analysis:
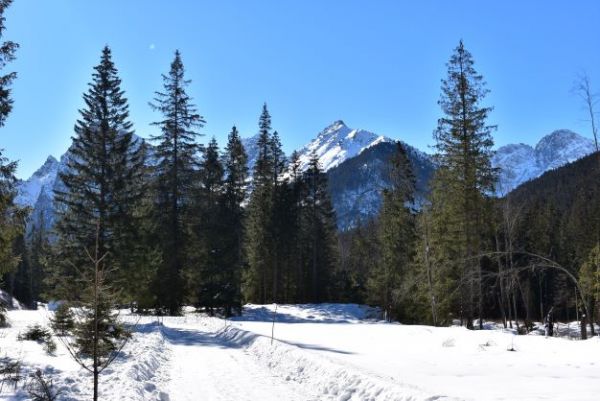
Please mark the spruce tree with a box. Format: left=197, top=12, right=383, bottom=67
left=221, top=126, right=248, bottom=315
left=244, top=104, right=275, bottom=303
left=0, top=0, right=19, bottom=273
left=0, top=0, right=22, bottom=319
left=270, top=130, right=286, bottom=184
left=150, top=50, right=204, bottom=315
left=431, top=40, right=497, bottom=328
left=0, top=0, right=18, bottom=127
left=300, top=152, right=338, bottom=302
left=52, top=46, right=146, bottom=301
left=268, top=130, right=288, bottom=302
left=189, top=137, right=224, bottom=314
left=278, top=151, right=303, bottom=303
left=367, top=142, right=416, bottom=321
left=0, top=151, right=19, bottom=277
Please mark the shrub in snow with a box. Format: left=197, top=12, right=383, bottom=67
left=18, top=324, right=56, bottom=355
left=0, top=358, right=22, bottom=391
left=27, top=369, right=62, bottom=401
left=18, top=324, right=51, bottom=342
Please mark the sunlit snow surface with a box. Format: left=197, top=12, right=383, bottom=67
left=1, top=301, right=599, bottom=401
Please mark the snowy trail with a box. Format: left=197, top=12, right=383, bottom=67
left=155, top=314, right=446, bottom=401
left=158, top=318, right=313, bottom=401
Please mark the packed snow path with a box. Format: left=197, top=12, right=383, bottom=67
left=158, top=317, right=311, bottom=401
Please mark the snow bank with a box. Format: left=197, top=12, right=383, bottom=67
left=0, top=311, right=170, bottom=401
left=215, top=322, right=455, bottom=401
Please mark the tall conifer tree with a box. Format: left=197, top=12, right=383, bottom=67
left=431, top=40, right=497, bottom=328
left=221, top=126, right=248, bottom=314
left=150, top=50, right=204, bottom=314
left=245, top=104, right=275, bottom=303
left=367, top=142, right=416, bottom=321
left=52, top=46, right=145, bottom=300
left=189, top=137, right=224, bottom=314
left=301, top=152, right=337, bottom=302
left=0, top=0, right=21, bottom=283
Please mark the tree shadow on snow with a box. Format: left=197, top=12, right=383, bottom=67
left=159, top=325, right=244, bottom=349
left=276, top=339, right=355, bottom=355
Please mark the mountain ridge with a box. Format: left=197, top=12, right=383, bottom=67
left=492, top=129, right=595, bottom=194
left=16, top=123, right=596, bottom=231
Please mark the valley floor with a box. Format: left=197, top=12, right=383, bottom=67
left=1, top=304, right=599, bottom=401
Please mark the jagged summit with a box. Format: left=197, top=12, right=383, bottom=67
left=316, top=120, right=347, bottom=138
left=295, top=121, right=391, bottom=172
left=241, top=120, right=393, bottom=176
left=15, top=154, right=60, bottom=207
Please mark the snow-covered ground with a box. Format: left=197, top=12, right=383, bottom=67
left=1, top=304, right=599, bottom=401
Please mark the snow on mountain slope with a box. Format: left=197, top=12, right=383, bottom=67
left=535, top=129, right=596, bottom=170
left=241, top=120, right=393, bottom=177
left=15, top=155, right=59, bottom=207
left=296, top=120, right=390, bottom=172
left=493, top=129, right=596, bottom=194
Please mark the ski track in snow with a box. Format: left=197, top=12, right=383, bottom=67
left=157, top=316, right=313, bottom=401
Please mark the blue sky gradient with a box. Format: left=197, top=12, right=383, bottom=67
left=2, top=0, right=600, bottom=178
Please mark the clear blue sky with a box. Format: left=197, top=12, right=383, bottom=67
left=2, top=0, right=599, bottom=178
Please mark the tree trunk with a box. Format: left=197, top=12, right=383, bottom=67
left=589, top=298, right=596, bottom=336
left=581, top=312, right=588, bottom=340
left=538, top=274, right=544, bottom=322
left=94, top=367, right=99, bottom=401
left=93, top=236, right=100, bottom=401
left=512, top=291, right=519, bottom=331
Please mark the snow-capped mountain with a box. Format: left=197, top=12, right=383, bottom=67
left=15, top=155, right=60, bottom=207
left=294, top=120, right=389, bottom=172
left=241, top=120, right=391, bottom=176
left=493, top=129, right=596, bottom=194
left=237, top=120, right=431, bottom=228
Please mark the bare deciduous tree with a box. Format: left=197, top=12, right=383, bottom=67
left=573, top=72, right=599, bottom=336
